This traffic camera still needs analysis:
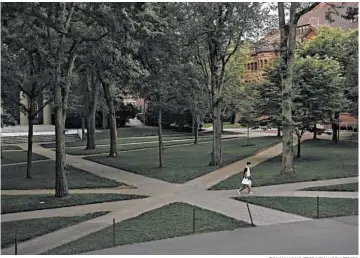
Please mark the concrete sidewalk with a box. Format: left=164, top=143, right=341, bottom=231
left=85, top=216, right=358, bottom=255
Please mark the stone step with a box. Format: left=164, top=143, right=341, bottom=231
left=1, top=134, right=79, bottom=144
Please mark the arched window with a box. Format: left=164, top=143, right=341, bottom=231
left=254, top=62, right=258, bottom=70
left=264, top=59, right=268, bottom=66
left=250, top=63, right=254, bottom=70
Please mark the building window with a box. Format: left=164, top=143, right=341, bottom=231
left=264, top=59, right=268, bottom=66
left=254, top=62, right=258, bottom=70
left=260, top=60, right=263, bottom=68
left=250, top=63, right=254, bottom=70
left=247, top=63, right=250, bottom=70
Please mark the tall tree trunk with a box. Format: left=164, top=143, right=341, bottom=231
left=297, top=134, right=301, bottom=158
left=85, top=71, right=98, bottom=150
left=332, top=122, right=338, bottom=143
left=26, top=114, right=34, bottom=179
left=277, top=125, right=281, bottom=137
left=221, top=117, right=224, bottom=133
left=313, top=123, right=317, bottom=140
left=191, top=113, right=195, bottom=135
left=99, top=75, right=117, bottom=157
left=210, top=105, right=222, bottom=166
left=158, top=108, right=164, bottom=168
left=81, top=117, right=85, bottom=141
left=54, top=86, right=69, bottom=197
left=194, top=113, right=199, bottom=144
left=246, top=123, right=250, bottom=146
left=102, top=111, right=107, bottom=129
left=279, top=3, right=296, bottom=175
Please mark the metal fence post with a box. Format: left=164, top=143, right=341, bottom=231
left=246, top=203, right=254, bottom=226
left=15, top=234, right=17, bottom=255
left=192, top=208, right=196, bottom=234
left=113, top=218, right=116, bottom=247
left=317, top=196, right=320, bottom=218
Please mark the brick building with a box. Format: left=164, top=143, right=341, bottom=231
left=244, top=2, right=358, bottom=81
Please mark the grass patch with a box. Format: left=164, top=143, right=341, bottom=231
left=85, top=137, right=281, bottom=183
left=301, top=182, right=358, bottom=192
left=1, top=211, right=108, bottom=248
left=2, top=145, right=22, bottom=151
left=65, top=136, right=214, bottom=156
left=211, top=139, right=358, bottom=190
left=235, top=196, right=358, bottom=218
left=41, top=128, right=193, bottom=148
left=1, top=161, right=122, bottom=190
left=202, top=122, right=243, bottom=129
left=1, top=194, right=147, bottom=214
left=44, top=202, right=251, bottom=255
left=1, top=151, right=48, bottom=165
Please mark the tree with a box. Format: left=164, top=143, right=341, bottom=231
left=277, top=2, right=320, bottom=175
left=1, top=10, right=53, bottom=180
left=182, top=3, right=267, bottom=166
left=299, top=26, right=358, bottom=140
left=293, top=56, right=344, bottom=157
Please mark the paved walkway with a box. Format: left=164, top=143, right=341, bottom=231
left=1, top=132, right=358, bottom=255
left=84, top=216, right=358, bottom=255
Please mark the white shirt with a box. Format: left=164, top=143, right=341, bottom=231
left=245, top=166, right=251, bottom=177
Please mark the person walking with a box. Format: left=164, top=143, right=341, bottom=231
left=238, top=161, right=253, bottom=195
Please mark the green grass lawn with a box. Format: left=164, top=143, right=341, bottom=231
left=41, top=128, right=193, bottom=149
left=1, top=151, right=49, bottom=165
left=202, top=122, right=243, bottom=129
left=1, top=194, right=147, bottom=214
left=1, top=160, right=123, bottom=190
left=44, top=202, right=252, bottom=255
left=235, top=196, right=358, bottom=218
left=65, top=136, right=215, bottom=156
left=85, top=137, right=281, bottom=183
left=1, top=212, right=108, bottom=248
left=2, top=145, right=22, bottom=151
left=301, top=182, right=358, bottom=192
left=211, top=139, right=358, bottom=190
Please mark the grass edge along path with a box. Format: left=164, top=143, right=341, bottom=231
left=235, top=196, right=358, bottom=219
left=84, top=137, right=281, bottom=184
left=1, top=211, right=109, bottom=249
left=210, top=139, right=358, bottom=190
left=44, top=202, right=252, bottom=255
left=1, top=194, right=148, bottom=214
left=301, top=182, right=358, bottom=192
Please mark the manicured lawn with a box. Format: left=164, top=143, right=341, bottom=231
left=2, top=145, right=22, bottom=151
left=202, top=122, right=243, bottom=129
left=41, top=128, right=193, bottom=148
left=301, top=182, right=358, bottom=192
left=235, top=196, right=358, bottom=218
left=1, top=194, right=147, bottom=214
left=1, top=151, right=48, bottom=165
left=1, top=160, right=122, bottom=190
left=1, top=212, right=108, bottom=248
left=211, top=139, right=358, bottom=190
left=44, top=202, right=252, bottom=255
left=85, top=137, right=281, bottom=183
left=65, top=136, right=214, bottom=156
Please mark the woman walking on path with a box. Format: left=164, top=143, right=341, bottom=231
left=238, top=161, right=253, bottom=195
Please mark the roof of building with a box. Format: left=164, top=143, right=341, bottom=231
left=251, top=2, right=358, bottom=55
left=298, top=2, right=358, bottom=31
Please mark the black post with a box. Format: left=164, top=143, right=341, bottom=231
left=15, top=234, right=17, bottom=255
left=192, top=207, right=196, bottom=234
left=246, top=203, right=254, bottom=226
left=317, top=196, right=320, bottom=218
left=113, top=218, right=116, bottom=247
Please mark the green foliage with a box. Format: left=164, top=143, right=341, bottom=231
left=299, top=26, right=358, bottom=117
left=115, top=103, right=140, bottom=127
